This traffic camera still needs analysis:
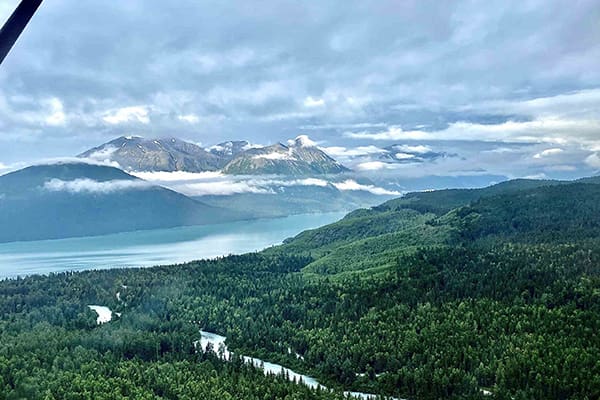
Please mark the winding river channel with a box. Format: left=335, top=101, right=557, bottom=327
left=197, top=330, right=401, bottom=400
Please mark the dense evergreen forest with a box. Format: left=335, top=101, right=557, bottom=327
left=1, top=179, right=599, bottom=399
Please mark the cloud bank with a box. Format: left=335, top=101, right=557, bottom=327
left=0, top=0, right=598, bottom=183
left=130, top=171, right=395, bottom=197
left=43, top=178, right=154, bottom=194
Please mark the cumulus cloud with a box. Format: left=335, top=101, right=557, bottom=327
left=533, top=148, right=563, bottom=159
left=393, top=144, right=432, bottom=154
left=303, top=97, right=325, bottom=107
left=45, top=98, right=66, bottom=126
left=103, top=106, right=150, bottom=125
left=43, top=178, right=154, bottom=194
left=288, top=135, right=318, bottom=147
left=178, top=114, right=200, bottom=123
left=355, top=161, right=397, bottom=171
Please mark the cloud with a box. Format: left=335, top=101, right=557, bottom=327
left=254, top=152, right=295, bottom=160
left=30, top=157, right=121, bottom=169
left=522, top=173, right=548, bottom=180
left=533, top=148, right=563, bottom=159
left=179, top=181, right=273, bottom=196
left=43, top=178, right=154, bottom=194
left=128, top=171, right=331, bottom=196
left=472, top=89, right=600, bottom=119
left=174, top=177, right=331, bottom=196
left=321, top=145, right=386, bottom=158
left=45, top=98, right=66, bottom=126
left=0, top=0, right=599, bottom=184
left=585, top=153, right=600, bottom=169
left=345, top=118, right=600, bottom=144
left=103, top=106, right=150, bottom=124
left=127, top=170, right=399, bottom=197
left=288, top=178, right=329, bottom=187
left=178, top=114, right=200, bottom=123
left=288, top=135, right=318, bottom=147
left=395, top=153, right=416, bottom=160
left=545, top=164, right=576, bottom=172
left=355, top=161, right=397, bottom=171
left=85, top=145, right=119, bottom=162
left=131, top=170, right=224, bottom=182
left=345, top=126, right=430, bottom=141
left=303, top=97, right=325, bottom=107
left=333, top=179, right=400, bottom=196
left=300, top=123, right=388, bottom=130
left=393, top=144, right=432, bottom=154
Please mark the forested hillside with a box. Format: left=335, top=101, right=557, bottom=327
left=1, top=179, right=599, bottom=399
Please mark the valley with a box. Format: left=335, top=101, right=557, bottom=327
left=1, top=1, right=596, bottom=399
left=0, top=177, right=598, bottom=399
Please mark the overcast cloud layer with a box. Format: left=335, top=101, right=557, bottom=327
left=1, top=0, right=599, bottom=182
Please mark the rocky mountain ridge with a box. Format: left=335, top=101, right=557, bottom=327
left=79, top=135, right=350, bottom=175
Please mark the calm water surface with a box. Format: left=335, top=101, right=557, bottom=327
left=0, top=212, right=344, bottom=279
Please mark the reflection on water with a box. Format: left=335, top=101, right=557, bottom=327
left=0, top=212, right=345, bottom=279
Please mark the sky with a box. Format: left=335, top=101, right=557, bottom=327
left=1, top=0, right=599, bottom=183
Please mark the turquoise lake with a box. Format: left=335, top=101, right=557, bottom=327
left=0, top=212, right=345, bottom=279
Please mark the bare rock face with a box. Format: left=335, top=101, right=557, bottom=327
left=79, top=135, right=350, bottom=175
left=79, top=136, right=222, bottom=172
left=222, top=137, right=350, bottom=176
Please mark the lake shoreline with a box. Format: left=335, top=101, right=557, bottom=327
left=0, top=211, right=345, bottom=280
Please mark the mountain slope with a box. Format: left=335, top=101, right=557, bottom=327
left=196, top=183, right=390, bottom=218
left=222, top=137, right=350, bottom=175
left=0, top=162, right=240, bottom=243
left=79, top=135, right=351, bottom=175
left=0, top=174, right=599, bottom=399
left=374, top=178, right=564, bottom=215
left=273, top=177, right=600, bottom=275
left=79, top=136, right=222, bottom=172
left=208, top=140, right=256, bottom=162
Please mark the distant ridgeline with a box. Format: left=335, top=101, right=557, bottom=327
left=79, top=135, right=350, bottom=176
left=0, top=162, right=244, bottom=243
left=0, top=176, right=599, bottom=399
left=0, top=161, right=383, bottom=243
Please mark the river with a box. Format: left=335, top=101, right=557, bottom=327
left=197, top=330, right=401, bottom=400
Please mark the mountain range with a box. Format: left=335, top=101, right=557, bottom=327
left=79, top=135, right=349, bottom=176
left=0, top=160, right=387, bottom=243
